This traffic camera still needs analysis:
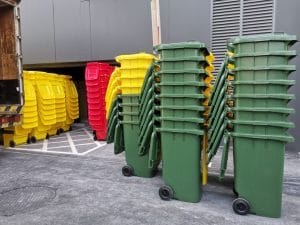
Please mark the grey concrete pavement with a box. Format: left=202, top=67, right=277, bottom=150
left=0, top=143, right=299, bottom=225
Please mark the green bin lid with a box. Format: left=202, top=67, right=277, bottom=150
left=154, top=41, right=208, bottom=52
left=231, top=33, right=297, bottom=45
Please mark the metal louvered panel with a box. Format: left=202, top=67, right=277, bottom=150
left=211, top=0, right=275, bottom=73
left=212, top=0, right=241, bottom=72
left=242, top=0, right=274, bottom=35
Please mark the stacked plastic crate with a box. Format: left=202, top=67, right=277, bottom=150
left=223, top=34, right=297, bottom=218
left=105, top=68, right=122, bottom=144
left=153, top=42, right=213, bottom=203
left=113, top=53, right=157, bottom=178
left=47, top=74, right=67, bottom=136
left=85, top=63, right=114, bottom=140
left=63, top=75, right=79, bottom=132
left=2, top=72, right=79, bottom=147
left=3, top=72, right=38, bottom=147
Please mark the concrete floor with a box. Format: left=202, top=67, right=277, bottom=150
left=0, top=126, right=299, bottom=225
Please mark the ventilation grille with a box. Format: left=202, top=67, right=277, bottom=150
left=242, top=0, right=274, bottom=35
left=211, top=0, right=274, bottom=73
left=212, top=0, right=241, bottom=72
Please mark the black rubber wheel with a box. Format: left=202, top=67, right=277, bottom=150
left=69, top=126, right=73, bottom=131
left=93, top=131, right=96, bottom=135
left=159, top=185, right=174, bottom=201
left=59, top=128, right=64, bottom=134
left=122, top=165, right=133, bottom=177
left=30, top=136, right=37, bottom=143
left=9, top=141, right=16, bottom=148
left=56, top=129, right=61, bottom=135
left=93, top=135, right=98, bottom=141
left=232, top=198, right=250, bottom=215
left=26, top=138, right=31, bottom=144
left=46, top=134, right=50, bottom=140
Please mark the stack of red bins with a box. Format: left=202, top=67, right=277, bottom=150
left=85, top=62, right=115, bottom=140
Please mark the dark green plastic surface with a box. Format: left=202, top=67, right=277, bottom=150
left=154, top=41, right=209, bottom=58
left=156, top=69, right=207, bottom=83
left=122, top=121, right=158, bottom=178
left=232, top=65, right=296, bottom=81
left=232, top=80, right=294, bottom=95
left=230, top=94, right=294, bottom=108
left=232, top=130, right=294, bottom=217
left=229, top=107, right=294, bottom=122
left=157, top=127, right=203, bottom=203
left=157, top=56, right=209, bottom=70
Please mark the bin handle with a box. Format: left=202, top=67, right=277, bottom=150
left=148, top=131, right=159, bottom=169
left=219, top=132, right=230, bottom=181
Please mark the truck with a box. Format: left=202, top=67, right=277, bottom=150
left=0, top=0, right=23, bottom=129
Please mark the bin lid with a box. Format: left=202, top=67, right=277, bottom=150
left=154, top=41, right=209, bottom=54
left=231, top=33, right=297, bottom=45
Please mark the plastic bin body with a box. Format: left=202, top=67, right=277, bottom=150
left=161, top=131, right=202, bottom=202
left=123, top=122, right=157, bottom=178
left=233, top=136, right=287, bottom=217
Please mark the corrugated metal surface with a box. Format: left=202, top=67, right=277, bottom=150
left=242, top=0, right=274, bottom=35
left=211, top=0, right=241, bottom=72
left=211, top=0, right=275, bottom=72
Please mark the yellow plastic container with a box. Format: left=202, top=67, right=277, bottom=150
left=3, top=134, right=28, bottom=147
left=206, top=52, right=215, bottom=63
left=115, top=52, right=156, bottom=69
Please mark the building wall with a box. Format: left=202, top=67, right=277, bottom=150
left=20, top=0, right=211, bottom=65
left=275, top=0, right=300, bottom=152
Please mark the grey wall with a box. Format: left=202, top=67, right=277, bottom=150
left=20, top=0, right=211, bottom=65
left=160, top=0, right=211, bottom=47
left=275, top=0, right=300, bottom=152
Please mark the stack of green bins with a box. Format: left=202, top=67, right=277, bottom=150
left=206, top=54, right=234, bottom=164
left=115, top=53, right=158, bottom=178
left=154, top=42, right=212, bottom=203
left=228, top=34, right=297, bottom=218
left=138, top=64, right=161, bottom=170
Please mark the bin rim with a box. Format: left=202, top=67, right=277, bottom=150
left=158, top=116, right=205, bottom=124
left=228, top=106, right=295, bottom=114
left=157, top=81, right=207, bottom=87
left=227, top=119, right=295, bottom=128
left=231, top=33, right=297, bottom=45
left=156, top=68, right=207, bottom=75
left=156, top=55, right=207, bottom=62
left=232, top=65, right=296, bottom=72
left=154, top=41, right=209, bottom=54
left=229, top=131, right=294, bottom=143
left=233, top=50, right=297, bottom=58
left=231, top=80, right=295, bottom=86
left=229, top=93, right=294, bottom=100
left=156, top=127, right=204, bottom=136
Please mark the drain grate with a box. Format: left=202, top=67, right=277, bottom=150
left=0, top=186, right=56, bottom=216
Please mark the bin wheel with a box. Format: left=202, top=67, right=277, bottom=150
left=122, top=165, right=133, bottom=177
left=59, top=128, right=64, bottom=134
left=69, top=126, right=73, bottom=131
left=56, top=129, right=61, bottom=135
left=9, top=141, right=16, bottom=148
left=232, top=198, right=250, bottom=215
left=30, top=136, right=37, bottom=143
left=46, top=134, right=50, bottom=140
left=159, top=185, right=174, bottom=201
left=93, top=135, right=98, bottom=141
left=93, top=131, right=96, bottom=135
left=26, top=138, right=31, bottom=144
